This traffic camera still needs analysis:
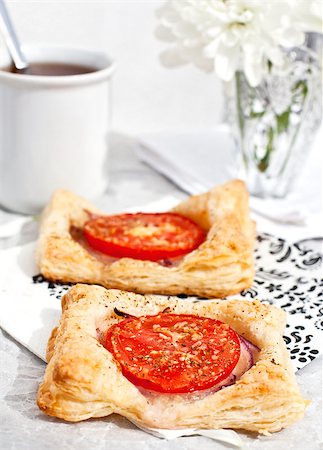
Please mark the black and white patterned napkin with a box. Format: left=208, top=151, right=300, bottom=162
left=26, top=232, right=323, bottom=371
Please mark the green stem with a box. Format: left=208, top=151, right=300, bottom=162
left=235, top=72, right=248, bottom=168
left=257, top=126, right=274, bottom=172
left=277, top=80, right=309, bottom=178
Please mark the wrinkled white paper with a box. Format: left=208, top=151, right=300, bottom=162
left=132, top=421, right=243, bottom=446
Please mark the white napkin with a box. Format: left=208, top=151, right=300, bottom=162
left=138, top=125, right=323, bottom=240
left=0, top=242, right=60, bottom=361
left=132, top=421, right=243, bottom=446
left=137, top=126, right=237, bottom=196
left=0, top=217, right=33, bottom=238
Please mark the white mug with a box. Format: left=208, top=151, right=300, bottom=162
left=0, top=44, right=116, bottom=214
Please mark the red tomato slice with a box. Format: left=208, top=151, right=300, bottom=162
left=105, top=314, right=241, bottom=393
left=83, top=213, right=205, bottom=261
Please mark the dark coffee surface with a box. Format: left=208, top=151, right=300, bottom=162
left=2, top=62, right=97, bottom=76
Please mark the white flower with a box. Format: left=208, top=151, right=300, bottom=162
left=157, top=0, right=322, bottom=86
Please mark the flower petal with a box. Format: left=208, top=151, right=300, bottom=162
left=214, top=41, right=240, bottom=82
left=243, top=50, right=264, bottom=87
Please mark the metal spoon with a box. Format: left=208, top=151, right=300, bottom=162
left=0, top=0, right=28, bottom=71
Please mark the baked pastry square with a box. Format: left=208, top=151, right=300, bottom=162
left=37, top=179, right=255, bottom=298
left=37, top=284, right=309, bottom=434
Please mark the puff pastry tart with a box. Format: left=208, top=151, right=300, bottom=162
left=37, top=179, right=255, bottom=297
left=37, top=284, right=309, bottom=434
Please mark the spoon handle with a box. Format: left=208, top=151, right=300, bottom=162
left=0, top=0, right=28, bottom=69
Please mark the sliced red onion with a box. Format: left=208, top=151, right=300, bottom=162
left=241, top=338, right=253, bottom=367
left=217, top=337, right=256, bottom=392
left=231, top=338, right=253, bottom=377
left=239, top=336, right=260, bottom=366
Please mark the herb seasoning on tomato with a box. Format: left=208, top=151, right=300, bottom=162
left=83, top=213, right=205, bottom=261
left=105, top=314, right=241, bottom=393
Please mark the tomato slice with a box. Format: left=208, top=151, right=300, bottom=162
left=105, top=314, right=241, bottom=393
left=83, top=212, right=205, bottom=261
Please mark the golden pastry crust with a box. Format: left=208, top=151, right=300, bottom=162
left=37, top=284, right=309, bottom=434
left=36, top=180, right=255, bottom=298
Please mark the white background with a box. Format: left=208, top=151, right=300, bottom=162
left=0, top=0, right=223, bottom=134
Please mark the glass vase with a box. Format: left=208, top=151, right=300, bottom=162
left=226, top=36, right=322, bottom=198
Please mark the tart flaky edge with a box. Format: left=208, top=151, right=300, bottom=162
left=37, top=284, right=309, bottom=434
left=36, top=179, right=255, bottom=298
